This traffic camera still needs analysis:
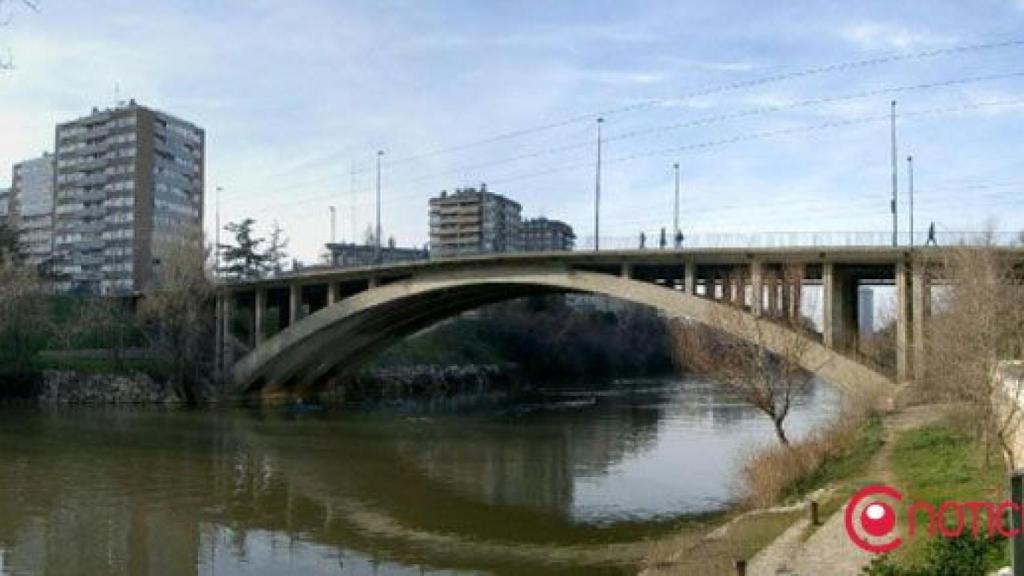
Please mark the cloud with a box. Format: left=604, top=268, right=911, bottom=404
left=839, top=21, right=956, bottom=50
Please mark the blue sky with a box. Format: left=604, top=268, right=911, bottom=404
left=2, top=0, right=1023, bottom=260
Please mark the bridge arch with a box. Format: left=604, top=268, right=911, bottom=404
left=229, top=266, right=892, bottom=399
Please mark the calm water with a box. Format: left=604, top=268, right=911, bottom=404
left=0, top=378, right=838, bottom=575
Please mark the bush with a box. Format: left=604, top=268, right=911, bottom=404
left=861, top=533, right=1006, bottom=576
left=740, top=400, right=881, bottom=508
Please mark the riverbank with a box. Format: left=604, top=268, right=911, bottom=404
left=639, top=402, right=885, bottom=575
left=646, top=402, right=1010, bottom=576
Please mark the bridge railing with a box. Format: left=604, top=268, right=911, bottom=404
left=575, top=230, right=1020, bottom=251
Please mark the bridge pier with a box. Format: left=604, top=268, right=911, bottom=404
left=912, top=263, right=930, bottom=383
left=751, top=260, right=764, bottom=316
left=289, top=284, right=301, bottom=325
left=254, top=288, right=266, bottom=345
left=823, top=263, right=858, bottom=351
left=684, top=258, right=695, bottom=295
left=766, top=270, right=779, bottom=317
left=895, top=260, right=912, bottom=382
left=326, top=283, right=337, bottom=306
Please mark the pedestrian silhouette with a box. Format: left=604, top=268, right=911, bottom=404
left=675, top=230, right=684, bottom=248
left=926, top=222, right=938, bottom=246
left=659, top=227, right=667, bottom=249
left=639, top=232, right=646, bottom=249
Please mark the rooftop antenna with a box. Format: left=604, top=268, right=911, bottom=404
left=350, top=159, right=356, bottom=245
left=330, top=205, right=336, bottom=244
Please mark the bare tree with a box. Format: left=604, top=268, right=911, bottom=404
left=264, top=220, right=289, bottom=275
left=926, top=242, right=1024, bottom=468
left=0, top=0, right=39, bottom=71
left=673, top=267, right=818, bottom=445
left=139, top=232, right=215, bottom=403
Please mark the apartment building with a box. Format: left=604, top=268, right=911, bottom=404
left=0, top=187, right=9, bottom=220
left=523, top=217, right=575, bottom=252
left=10, top=153, right=55, bottom=267
left=52, top=101, right=204, bottom=294
left=428, top=184, right=522, bottom=257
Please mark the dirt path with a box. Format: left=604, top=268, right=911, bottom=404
left=747, top=405, right=948, bottom=576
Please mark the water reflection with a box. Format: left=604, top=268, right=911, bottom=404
left=0, top=378, right=837, bottom=575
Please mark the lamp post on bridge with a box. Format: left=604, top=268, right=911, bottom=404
left=907, top=155, right=915, bottom=249
left=215, top=185, right=222, bottom=279
left=594, top=117, right=604, bottom=251
left=673, top=162, right=680, bottom=246
left=375, top=150, right=384, bottom=264
left=890, top=100, right=899, bottom=247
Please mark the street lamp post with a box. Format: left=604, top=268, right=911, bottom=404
left=215, top=185, right=222, bottom=279
left=673, top=162, right=680, bottom=244
left=907, top=155, right=915, bottom=249
left=375, top=150, right=384, bottom=264
left=594, top=117, right=604, bottom=251
left=890, top=100, right=898, bottom=247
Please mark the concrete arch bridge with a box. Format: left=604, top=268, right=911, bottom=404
left=215, top=248, right=942, bottom=400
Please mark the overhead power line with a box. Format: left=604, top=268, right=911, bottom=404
left=220, top=71, right=1024, bottom=210
left=228, top=97, right=1024, bottom=220
left=217, top=36, right=1024, bottom=198
left=351, top=37, right=1024, bottom=171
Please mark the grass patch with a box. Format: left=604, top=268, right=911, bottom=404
left=889, top=422, right=1007, bottom=569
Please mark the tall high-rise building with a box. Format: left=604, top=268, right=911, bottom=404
left=10, top=153, right=55, bottom=267
left=428, top=184, right=522, bottom=257
left=523, top=217, right=575, bottom=252
left=52, top=101, right=204, bottom=294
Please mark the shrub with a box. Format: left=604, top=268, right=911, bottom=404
left=861, top=533, right=1005, bottom=576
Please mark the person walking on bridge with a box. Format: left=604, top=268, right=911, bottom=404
left=639, top=231, right=646, bottom=249
left=675, top=229, right=684, bottom=248
left=659, top=227, right=667, bottom=249
left=926, top=222, right=938, bottom=246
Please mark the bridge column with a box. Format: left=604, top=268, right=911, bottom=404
left=620, top=263, right=633, bottom=279
left=684, top=258, right=695, bottom=294
left=214, top=292, right=224, bottom=379
left=895, top=260, right=912, bottom=382
left=780, top=276, right=792, bottom=319
left=220, top=290, right=234, bottom=375
left=751, top=260, right=764, bottom=316
left=823, top=263, right=857, bottom=350
left=289, top=283, right=301, bottom=325
left=729, top=268, right=743, bottom=306
left=912, top=263, right=930, bottom=383
left=326, top=283, right=336, bottom=306
left=766, top=270, right=779, bottom=317
left=789, top=266, right=804, bottom=321
left=254, top=288, right=266, bottom=345
left=823, top=263, right=842, bottom=349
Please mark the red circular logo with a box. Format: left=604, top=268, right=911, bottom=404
left=844, top=485, right=903, bottom=553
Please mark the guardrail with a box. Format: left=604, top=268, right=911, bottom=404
left=577, top=230, right=1021, bottom=250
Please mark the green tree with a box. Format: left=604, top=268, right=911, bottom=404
left=218, top=218, right=269, bottom=279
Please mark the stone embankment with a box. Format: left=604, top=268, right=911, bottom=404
left=321, top=364, right=522, bottom=405
left=34, top=370, right=183, bottom=404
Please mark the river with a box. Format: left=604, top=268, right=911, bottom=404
left=0, top=377, right=838, bottom=575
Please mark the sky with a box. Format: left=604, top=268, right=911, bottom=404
left=1, top=0, right=1023, bottom=261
